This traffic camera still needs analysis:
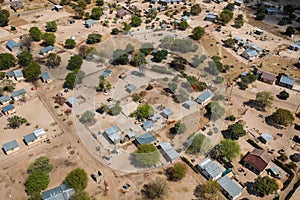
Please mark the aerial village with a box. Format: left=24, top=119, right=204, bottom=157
left=0, top=0, right=299, bottom=200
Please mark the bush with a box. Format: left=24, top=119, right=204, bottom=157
left=27, top=156, right=53, bottom=174
left=65, top=168, right=88, bottom=192
left=86, top=33, right=102, bottom=44
left=225, top=115, right=236, bottom=121
left=166, top=163, right=187, bottom=181
left=246, top=139, right=263, bottom=150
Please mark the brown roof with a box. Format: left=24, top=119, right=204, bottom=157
left=243, top=148, right=271, bottom=172
left=260, top=71, right=277, bottom=82
left=117, top=9, right=130, bottom=18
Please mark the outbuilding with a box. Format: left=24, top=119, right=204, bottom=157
left=195, top=90, right=212, bottom=105
left=85, top=19, right=96, bottom=28
left=0, top=95, right=10, bottom=105
left=23, top=128, right=47, bottom=146
left=40, top=46, right=54, bottom=55
left=143, top=120, right=153, bottom=131
left=197, top=158, right=224, bottom=180
left=6, top=40, right=21, bottom=52
left=2, top=104, right=16, bottom=115
left=161, top=108, right=174, bottom=119
left=135, top=132, right=157, bottom=145
left=217, top=175, right=242, bottom=200
left=126, top=84, right=136, bottom=93
left=11, top=89, right=27, bottom=101
left=41, top=72, right=51, bottom=83
left=159, top=141, right=179, bottom=162
left=66, top=97, right=78, bottom=108
left=278, top=76, right=295, bottom=89
left=42, top=184, right=75, bottom=200
left=13, top=69, right=24, bottom=81
left=182, top=100, right=196, bottom=110
left=242, top=49, right=258, bottom=60
left=259, top=133, right=274, bottom=144
left=2, top=139, right=19, bottom=155
left=104, top=125, right=121, bottom=144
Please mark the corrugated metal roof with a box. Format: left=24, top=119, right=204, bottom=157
left=0, top=95, right=10, bottom=103
left=105, top=125, right=120, bottom=135
left=41, top=72, right=51, bottom=80
left=11, top=89, right=26, bottom=98
left=2, top=139, right=19, bottom=152
left=42, top=184, right=75, bottom=200
left=2, top=104, right=15, bottom=112
left=6, top=40, right=21, bottom=50
left=160, top=141, right=179, bottom=161
left=136, top=132, right=157, bottom=145
left=143, top=121, right=153, bottom=129
left=85, top=19, right=96, bottom=25
left=33, top=128, right=46, bottom=138
left=126, top=84, right=136, bottom=93
left=196, top=90, right=212, bottom=104
left=198, top=158, right=223, bottom=179
left=66, top=97, right=78, bottom=105
left=279, top=76, right=295, bottom=86
left=217, top=176, right=242, bottom=199
left=40, top=46, right=54, bottom=54
left=261, top=133, right=273, bottom=143
left=161, top=108, right=173, bottom=117
left=13, top=70, right=23, bottom=78
left=24, top=133, right=37, bottom=144
left=243, top=49, right=258, bottom=58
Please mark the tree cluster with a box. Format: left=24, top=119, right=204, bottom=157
left=135, top=144, right=160, bottom=167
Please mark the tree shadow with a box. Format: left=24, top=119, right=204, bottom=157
left=245, top=181, right=258, bottom=196
left=221, top=129, right=231, bottom=139
left=243, top=100, right=265, bottom=112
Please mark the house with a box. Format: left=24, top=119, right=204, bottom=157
left=234, top=0, right=243, bottom=6
left=243, top=148, right=271, bottom=174
left=126, top=84, right=136, bottom=93
left=40, top=46, right=54, bottom=55
left=10, top=1, right=24, bottom=12
left=259, top=133, right=274, bottom=144
left=143, top=120, right=153, bottom=131
left=150, top=113, right=161, bottom=122
left=182, top=100, right=196, bottom=110
left=269, top=166, right=281, bottom=179
left=6, top=71, right=15, bottom=80
left=99, top=69, right=112, bottom=77
left=117, top=9, right=130, bottom=20
left=257, top=70, right=277, bottom=85
left=278, top=76, right=295, bottom=89
left=6, top=40, right=21, bottom=52
left=41, top=72, right=51, bottom=83
left=53, top=5, right=63, bottom=11
left=125, top=131, right=137, bottom=140
left=217, top=176, right=242, bottom=200
left=2, top=104, right=16, bottom=115
left=254, top=29, right=264, bottom=35
left=182, top=15, right=190, bottom=22
left=195, top=90, right=212, bottom=105
left=2, top=139, right=19, bottom=155
left=135, top=132, right=157, bottom=145
left=197, top=158, right=224, bottom=180
left=242, top=49, right=258, bottom=60
left=289, top=42, right=300, bottom=51
left=240, top=71, right=248, bottom=77
left=246, top=43, right=263, bottom=53
left=42, top=184, right=75, bottom=200
left=23, top=128, right=47, bottom=146
left=0, top=95, right=10, bottom=105
left=11, top=89, right=27, bottom=101
left=85, top=19, right=96, bottom=28
left=159, top=141, right=179, bottom=162
left=205, top=12, right=217, bottom=22
left=13, top=70, right=24, bottom=81
left=104, top=125, right=121, bottom=144
left=265, top=7, right=278, bottom=14
left=66, top=97, right=78, bottom=108
left=233, top=37, right=243, bottom=44
left=161, top=108, right=174, bottom=119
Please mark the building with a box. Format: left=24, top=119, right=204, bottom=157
left=0, top=95, right=10, bottom=105
left=135, top=132, right=157, bottom=145
left=195, top=90, right=212, bottom=105
left=2, top=104, right=16, bottom=115
left=182, top=100, right=196, bottom=110
left=150, top=113, right=161, bottom=122
left=243, top=148, right=271, bottom=174
left=99, top=69, right=112, bottom=77
left=66, top=97, right=78, bottom=108
left=254, top=29, right=264, bottom=35
left=182, top=15, right=190, bottom=22
left=234, top=0, right=243, bottom=6
left=269, top=166, right=281, bottom=179
left=116, top=9, right=130, bottom=20
left=6, top=71, right=15, bottom=80
left=104, top=125, right=121, bottom=144
left=160, top=0, right=171, bottom=6
left=257, top=70, right=277, bottom=85
left=11, top=89, right=27, bottom=101
left=85, top=19, right=96, bottom=28
left=126, top=84, right=136, bottom=93
left=259, top=133, right=274, bottom=144
left=205, top=12, right=217, bottom=22
left=265, top=7, right=278, bottom=14
left=13, top=70, right=24, bottom=81
left=217, top=176, right=242, bottom=200
left=278, top=76, right=295, bottom=89
left=42, top=184, right=75, bottom=200
left=41, top=72, right=51, bottom=83
left=242, top=49, right=258, bottom=60
left=161, top=108, right=174, bottom=119
left=2, top=139, right=19, bottom=155
left=53, top=5, right=63, bottom=11
left=197, top=158, right=224, bottom=180
left=159, top=141, right=179, bottom=162
left=10, top=1, right=24, bottom=12
left=6, top=40, right=21, bottom=52
left=143, top=120, right=153, bottom=131
left=125, top=131, right=137, bottom=140
left=289, top=42, right=300, bottom=51
left=246, top=44, right=263, bottom=53
left=23, top=128, right=47, bottom=146
left=40, top=46, right=54, bottom=55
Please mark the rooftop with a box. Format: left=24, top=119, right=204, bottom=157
left=13, top=69, right=23, bottom=78
left=66, top=97, right=78, bottom=105
left=105, top=125, right=120, bottom=135
left=2, top=104, right=15, bottom=112
left=85, top=19, right=96, bottom=25
left=243, top=148, right=271, bottom=172
left=143, top=120, right=153, bottom=129
left=41, top=72, right=51, bottom=80
left=260, top=133, right=274, bottom=143
left=259, top=71, right=277, bottom=81
left=99, top=69, right=112, bottom=77
left=126, top=84, right=136, bottom=93
left=6, top=40, right=21, bottom=50
left=159, top=141, right=179, bottom=161
left=2, top=139, right=19, bottom=152
left=196, top=90, right=212, bottom=104
left=135, top=132, right=157, bottom=145
left=243, top=48, right=258, bottom=57
left=23, top=133, right=37, bottom=144
left=40, top=46, right=54, bottom=54
left=217, top=176, right=242, bottom=199
left=42, top=184, right=75, bottom=200
left=161, top=108, right=174, bottom=117
left=198, top=158, right=223, bottom=179
left=11, top=89, right=26, bottom=98
left=279, top=76, right=295, bottom=86
left=0, top=95, right=10, bottom=103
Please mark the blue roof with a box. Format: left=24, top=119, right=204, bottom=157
left=6, top=40, right=21, bottom=50
left=161, top=108, right=173, bottom=117
left=105, top=125, right=120, bottom=135
left=266, top=7, right=278, bottom=12
left=160, top=141, right=179, bottom=161
left=143, top=120, right=153, bottom=129
left=182, top=16, right=190, bottom=21
left=243, top=48, right=258, bottom=57
left=136, top=132, right=157, bottom=145
left=150, top=113, right=160, bottom=122
left=234, top=37, right=242, bottom=41
left=40, top=46, right=54, bottom=54
left=41, top=72, right=51, bottom=80
left=23, top=133, right=37, bottom=144
left=2, top=139, right=19, bottom=152
left=6, top=71, right=14, bottom=78
left=42, top=184, right=75, bottom=200
left=99, top=69, right=112, bottom=77
left=2, top=104, right=15, bottom=112
left=241, top=71, right=248, bottom=76
left=0, top=95, right=10, bottom=103
left=261, top=133, right=273, bottom=143
left=13, top=69, right=23, bottom=78
left=66, top=97, right=78, bottom=105
left=85, top=19, right=96, bottom=25
left=270, top=166, right=281, bottom=175
left=217, top=176, right=242, bottom=199
left=11, top=89, right=26, bottom=98
left=279, top=76, right=295, bottom=86
left=196, top=90, right=212, bottom=104
left=126, top=84, right=136, bottom=93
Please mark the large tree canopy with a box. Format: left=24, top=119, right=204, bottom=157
left=205, top=102, right=225, bottom=121
left=255, top=91, right=273, bottom=111
left=27, top=156, right=53, bottom=174
left=219, top=139, right=240, bottom=160
left=188, top=134, right=211, bottom=154
left=267, top=108, right=294, bottom=127
left=25, top=170, right=50, bottom=195
left=136, top=103, right=154, bottom=119
left=65, top=168, right=88, bottom=192
left=23, top=62, right=41, bottom=82
left=17, top=51, right=33, bottom=67
left=225, top=123, right=246, bottom=140
left=0, top=53, right=16, bottom=70
left=254, top=176, right=279, bottom=196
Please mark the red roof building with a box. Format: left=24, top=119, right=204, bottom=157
left=243, top=148, right=271, bottom=174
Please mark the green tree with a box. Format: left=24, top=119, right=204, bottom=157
left=190, top=4, right=202, bottom=16
left=166, top=163, right=187, bottom=181
left=226, top=123, right=246, bottom=140
left=136, top=103, right=154, bottom=119
left=285, top=26, right=296, bottom=37
left=0, top=53, right=16, bottom=70
left=152, top=50, right=168, bottom=63
left=65, top=168, right=88, bottom=192
left=254, top=176, right=279, bottom=196
left=70, top=191, right=93, bottom=200
left=170, top=122, right=186, bottom=134
left=78, top=45, right=94, bottom=59
left=111, top=28, right=120, bottom=35
left=42, top=33, right=56, bottom=46
left=225, top=38, right=235, bottom=48
left=74, top=7, right=84, bottom=19
left=7, top=115, right=27, bottom=129
left=79, top=111, right=95, bottom=125
left=0, top=9, right=9, bottom=27
left=0, top=79, right=15, bottom=92
left=64, top=69, right=85, bottom=89
left=255, top=91, right=274, bottom=111
left=142, top=178, right=168, bottom=199
left=96, top=0, right=104, bottom=6
left=283, top=4, right=295, bottom=15
left=17, top=51, right=33, bottom=67
left=131, top=16, right=142, bottom=27
left=29, top=27, right=42, bottom=41
left=140, top=43, right=154, bottom=55
left=219, top=9, right=234, bottom=24
left=109, top=101, right=122, bottom=116
left=125, top=44, right=134, bottom=53
left=97, top=76, right=111, bottom=92
left=277, top=90, right=289, bottom=100
left=28, top=156, right=53, bottom=174
left=205, top=102, right=225, bottom=121
left=90, top=7, right=103, bottom=20
left=46, top=53, right=61, bottom=68
left=65, top=39, right=76, bottom=49
left=86, top=33, right=102, bottom=44
left=188, top=134, right=211, bottom=154
left=255, top=5, right=265, bottom=20
left=135, top=144, right=160, bottom=167
left=267, top=108, right=294, bottom=127
left=219, top=139, right=240, bottom=160
left=112, top=49, right=129, bottom=65
left=191, top=26, right=205, bottom=40
left=77, top=0, right=87, bottom=9
left=132, top=52, right=146, bottom=67
left=122, top=22, right=131, bottom=31
left=67, top=55, right=83, bottom=71
left=194, top=180, right=220, bottom=200
left=146, top=9, right=157, bottom=20
left=234, top=14, right=244, bottom=28
left=45, top=21, right=57, bottom=32
left=178, top=21, right=188, bottom=30
left=23, top=62, right=41, bottom=82
left=25, top=170, right=50, bottom=195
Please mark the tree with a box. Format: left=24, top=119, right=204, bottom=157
left=79, top=111, right=95, bottom=125
left=170, top=56, right=188, bottom=71
left=108, top=101, right=122, bottom=116
left=97, top=76, right=111, bottom=92
left=140, top=43, right=154, bottom=55
left=135, top=144, right=159, bottom=167
left=168, top=82, right=178, bottom=93
left=194, top=180, right=220, bottom=200
left=255, top=91, right=274, bottom=111
left=205, top=102, right=225, bottom=121
left=122, top=22, right=131, bottom=31
left=65, top=39, right=76, bottom=49
left=283, top=4, right=295, bottom=15
left=191, top=26, right=205, bottom=40
left=131, top=16, right=142, bottom=27
left=225, top=38, right=235, bottom=48
left=25, top=170, right=50, bottom=195
left=136, top=103, right=154, bottom=119
left=190, top=4, right=202, bottom=16
left=152, top=50, right=168, bottom=63
left=7, top=115, right=27, bottom=129
left=90, top=7, right=103, bottom=20
left=67, top=55, right=83, bottom=71
left=255, top=5, right=265, bottom=20
left=277, top=90, right=289, bottom=100
left=170, top=122, right=186, bottom=134
left=188, top=134, right=211, bottom=154
left=29, top=27, right=42, bottom=41
left=132, top=52, right=146, bottom=67
left=45, top=21, right=57, bottom=32
left=234, top=14, right=244, bottom=28
left=219, top=9, right=234, bottom=24
left=125, top=44, right=134, bottom=54
left=111, top=28, right=120, bottom=35
left=17, top=51, right=33, bottom=67
left=112, top=49, right=129, bottom=65
left=64, top=69, right=85, bottom=89
left=0, top=53, right=16, bottom=70
left=27, top=156, right=53, bottom=174
left=226, top=123, right=246, bottom=140
left=74, top=7, right=84, bottom=19
left=20, top=34, right=33, bottom=52
left=254, top=176, right=279, bottom=196
left=166, top=163, right=187, bottom=181
left=96, top=0, right=104, bottom=6
left=23, top=62, right=41, bottom=82
left=267, top=108, right=294, bottom=127
left=65, top=168, right=88, bottom=192
left=42, top=33, right=56, bottom=46
left=77, top=0, right=87, bottom=9
left=142, top=178, right=168, bottom=199
left=78, top=45, right=94, bottom=59
left=46, top=53, right=61, bottom=68
left=285, top=26, right=296, bottom=37
left=86, top=33, right=102, bottom=44
left=219, top=139, right=240, bottom=160
left=178, top=21, right=188, bottom=30
left=146, top=9, right=157, bottom=20
left=0, top=9, right=9, bottom=27
left=0, top=79, right=15, bottom=93
left=70, top=191, right=93, bottom=200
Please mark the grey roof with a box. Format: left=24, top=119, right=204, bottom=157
left=198, top=158, right=223, bottom=179
left=0, top=95, right=10, bottom=104
left=150, top=113, right=161, bottom=122
left=261, top=133, right=273, bottom=143
left=42, top=184, right=75, bottom=200
left=85, top=19, right=96, bottom=25
left=40, top=46, right=54, bottom=54
left=13, top=69, right=23, bottom=78
left=159, top=141, right=179, bottom=161
left=127, top=131, right=137, bottom=138
left=246, top=44, right=263, bottom=52
left=182, top=16, right=190, bottom=21
left=126, top=84, right=136, bottom=93
left=241, top=71, right=248, bottom=76
left=143, top=120, right=153, bottom=130
left=265, top=7, right=278, bottom=13
left=104, top=125, right=121, bottom=143
left=196, top=90, right=212, bottom=104
left=24, top=133, right=37, bottom=144
left=290, top=42, right=300, bottom=48
left=217, top=176, right=242, bottom=199
left=6, top=71, right=14, bottom=78
left=99, top=69, right=112, bottom=77
left=33, top=128, right=46, bottom=138
left=161, top=108, right=173, bottom=117
left=270, top=166, right=281, bottom=175
left=66, top=97, right=78, bottom=105
left=183, top=100, right=196, bottom=108
left=54, top=5, right=63, bottom=9
left=2, top=104, right=15, bottom=112
left=11, top=89, right=26, bottom=98
left=279, top=76, right=295, bottom=86
left=2, top=139, right=19, bottom=152
left=6, top=40, right=21, bottom=50
left=105, top=125, right=120, bottom=135
left=136, top=132, right=157, bottom=145
left=41, top=72, right=51, bottom=80
left=243, top=48, right=258, bottom=58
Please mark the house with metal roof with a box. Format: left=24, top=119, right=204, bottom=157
left=205, top=12, right=217, bottom=22
left=23, top=128, right=47, bottom=146
left=41, top=72, right=51, bottom=83
left=53, top=4, right=63, bottom=11
left=104, top=125, right=121, bottom=144
left=289, top=42, right=300, bottom=51
left=242, top=49, right=258, bottom=60
left=217, top=175, right=242, bottom=200
left=259, top=133, right=274, bottom=144
left=6, top=40, right=21, bottom=52
left=126, top=84, right=136, bottom=93
left=197, top=158, right=224, bottom=180
left=126, top=131, right=137, bottom=140
left=182, top=15, right=190, bottom=22
left=2, top=104, right=16, bottom=115
left=6, top=71, right=15, bottom=79
left=99, top=69, right=112, bottom=77
left=159, top=141, right=179, bottom=162
left=0, top=95, right=10, bottom=105
left=150, top=113, right=161, bottom=122
left=11, top=89, right=27, bottom=101
left=278, top=75, right=295, bottom=89
left=269, top=166, right=281, bottom=179
left=182, top=100, right=196, bottom=110
left=135, top=132, right=157, bottom=145
left=161, top=108, right=174, bottom=119
left=195, top=90, right=212, bottom=105
left=243, top=148, right=271, bottom=174
left=10, top=1, right=24, bottom=11
left=2, top=139, right=19, bottom=155
left=42, top=184, right=75, bottom=200
left=234, top=0, right=243, bottom=6
left=143, top=120, right=153, bottom=131
left=85, top=19, right=96, bottom=28
left=40, top=46, right=54, bottom=55
left=265, top=7, right=278, bottom=14
left=257, top=70, right=277, bottom=85
left=13, top=69, right=24, bottom=81
left=66, top=97, right=78, bottom=108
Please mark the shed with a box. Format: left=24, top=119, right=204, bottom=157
left=265, top=7, right=278, bottom=14
left=126, top=131, right=137, bottom=139
left=150, top=113, right=161, bottom=122
left=66, top=97, right=78, bottom=108
left=40, top=46, right=54, bottom=55
left=197, top=158, right=224, bottom=180
left=13, top=69, right=24, bottom=81
left=85, top=19, right=96, bottom=28
left=182, top=100, right=196, bottom=110
left=258, top=71, right=277, bottom=85
left=0, top=95, right=10, bottom=105
left=195, top=90, right=212, bottom=105
left=6, top=40, right=21, bottom=52
left=99, top=69, right=112, bottom=77
left=289, top=42, right=300, bottom=51
left=161, top=108, right=174, bottom=119
left=246, top=43, right=263, bottom=53
left=24, top=128, right=47, bottom=146
left=182, top=16, right=190, bottom=21
left=205, top=13, right=217, bottom=22
left=240, top=71, right=248, bottom=77
left=42, top=184, right=75, bottom=200
left=259, top=133, right=273, bottom=144
left=269, top=166, right=281, bottom=178
left=41, top=72, right=51, bottom=83
left=126, top=84, right=136, bottom=93
left=2, top=139, right=19, bottom=155
left=104, top=125, right=121, bottom=144
left=159, top=141, right=179, bottom=162
left=10, top=1, right=24, bottom=11
left=217, top=176, right=242, bottom=200
left=279, top=76, right=295, bottom=89
left=11, top=89, right=27, bottom=101
left=242, top=49, right=258, bottom=60
left=54, top=5, right=63, bottom=11
left=135, top=132, right=157, bottom=145
left=143, top=120, right=153, bottom=131
left=2, top=104, right=16, bottom=115
left=6, top=71, right=15, bottom=79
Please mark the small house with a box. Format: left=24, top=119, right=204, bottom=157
left=85, top=19, right=96, bottom=28
left=259, top=133, right=274, bottom=144
left=234, top=0, right=243, bottom=6
left=11, top=89, right=27, bottom=101
left=99, top=69, right=112, bottom=78
left=278, top=76, right=295, bottom=89
left=66, top=97, right=78, bottom=108
left=195, top=90, right=212, bottom=105
left=126, top=84, right=136, bottom=93
left=182, top=100, right=196, bottom=110
left=6, top=40, right=21, bottom=52
left=41, top=72, right=51, bottom=83
left=125, top=131, right=137, bottom=140
left=240, top=71, right=248, bottom=77
left=6, top=71, right=15, bottom=80
left=269, top=166, right=281, bottom=179
left=23, top=128, right=47, bottom=146
left=257, top=71, right=277, bottom=85
left=159, top=141, right=179, bottom=162
left=135, top=132, right=157, bottom=145
left=2, top=140, right=19, bottom=155
left=142, top=120, right=153, bottom=131
left=150, top=113, right=161, bottom=122
left=0, top=95, right=10, bottom=105
left=205, top=12, right=217, bottom=22
left=10, top=1, right=24, bottom=12
left=243, top=148, right=271, bottom=174
left=13, top=70, right=24, bottom=81
left=104, top=125, right=121, bottom=144
left=53, top=5, right=63, bottom=11
left=217, top=176, right=242, bottom=200
left=242, top=49, right=258, bottom=60
left=117, top=9, right=130, bottom=20
left=197, top=158, right=224, bottom=180
left=161, top=108, right=174, bottom=119
left=40, top=46, right=54, bottom=55
left=2, top=104, right=16, bottom=115
left=289, top=42, right=300, bottom=51
left=182, top=16, right=190, bottom=22
left=265, top=7, right=278, bottom=14
left=42, top=184, right=75, bottom=200
left=246, top=43, right=263, bottom=53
